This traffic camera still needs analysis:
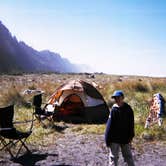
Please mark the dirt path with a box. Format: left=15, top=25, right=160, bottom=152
left=0, top=127, right=166, bottom=166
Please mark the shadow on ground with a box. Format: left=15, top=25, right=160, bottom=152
left=12, top=152, right=58, bottom=166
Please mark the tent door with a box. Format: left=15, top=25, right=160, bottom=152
left=60, top=94, right=84, bottom=116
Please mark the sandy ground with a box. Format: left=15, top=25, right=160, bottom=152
left=0, top=126, right=166, bottom=166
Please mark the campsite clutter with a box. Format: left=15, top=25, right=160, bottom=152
left=145, top=93, right=166, bottom=128
left=35, top=79, right=110, bottom=124
left=1, top=75, right=166, bottom=163
left=0, top=79, right=109, bottom=159
left=0, top=105, right=34, bottom=159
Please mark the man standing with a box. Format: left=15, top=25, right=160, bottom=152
left=105, top=90, right=135, bottom=166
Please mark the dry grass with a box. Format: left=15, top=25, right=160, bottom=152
left=0, top=73, right=166, bottom=146
left=70, top=124, right=105, bottom=135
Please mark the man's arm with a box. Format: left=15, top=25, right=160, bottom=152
left=105, top=109, right=115, bottom=147
left=129, top=107, right=135, bottom=142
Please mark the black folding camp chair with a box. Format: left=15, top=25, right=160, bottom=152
left=0, top=105, right=33, bottom=159
left=33, top=93, right=43, bottom=116
left=33, top=94, right=54, bottom=127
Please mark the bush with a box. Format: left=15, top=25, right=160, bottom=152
left=1, top=87, right=27, bottom=106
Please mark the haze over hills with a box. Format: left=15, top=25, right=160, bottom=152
left=0, top=21, right=90, bottom=74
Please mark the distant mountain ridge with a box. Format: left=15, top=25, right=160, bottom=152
left=0, top=21, right=85, bottom=74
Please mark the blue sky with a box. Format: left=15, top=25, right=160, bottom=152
left=0, top=0, right=166, bottom=76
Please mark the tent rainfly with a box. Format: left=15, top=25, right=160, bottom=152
left=44, top=79, right=109, bottom=123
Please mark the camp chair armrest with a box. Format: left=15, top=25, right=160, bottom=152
left=0, top=104, right=33, bottom=158
left=0, top=127, right=13, bottom=131
left=13, top=120, right=35, bottom=124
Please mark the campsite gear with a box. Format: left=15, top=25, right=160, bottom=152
left=44, top=79, right=109, bottom=123
left=145, top=93, right=165, bottom=128
left=33, top=94, right=54, bottom=126
left=0, top=105, right=34, bottom=159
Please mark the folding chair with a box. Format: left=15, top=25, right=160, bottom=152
left=33, top=93, right=43, bottom=116
left=0, top=105, right=33, bottom=159
left=33, top=94, right=54, bottom=127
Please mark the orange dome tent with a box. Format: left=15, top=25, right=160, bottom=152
left=44, top=79, right=109, bottom=123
